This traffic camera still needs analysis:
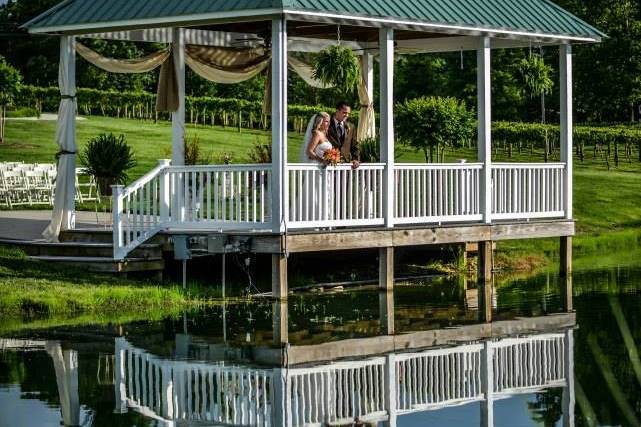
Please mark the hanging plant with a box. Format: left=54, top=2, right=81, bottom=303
left=516, top=53, right=554, bottom=98
left=313, top=45, right=360, bottom=93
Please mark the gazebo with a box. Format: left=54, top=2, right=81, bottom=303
left=24, top=0, right=602, bottom=301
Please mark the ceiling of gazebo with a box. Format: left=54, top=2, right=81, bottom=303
left=24, top=0, right=604, bottom=43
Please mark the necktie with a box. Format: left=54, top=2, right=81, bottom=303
left=339, top=122, right=345, bottom=141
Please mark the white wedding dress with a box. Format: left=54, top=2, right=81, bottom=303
left=299, top=116, right=334, bottom=222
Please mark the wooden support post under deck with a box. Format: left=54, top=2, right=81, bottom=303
left=560, top=236, right=573, bottom=312
left=478, top=241, right=493, bottom=323
left=271, top=253, right=287, bottom=299
left=379, top=247, right=395, bottom=335
left=272, top=300, right=288, bottom=345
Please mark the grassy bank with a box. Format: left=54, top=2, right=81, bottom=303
left=0, top=246, right=220, bottom=316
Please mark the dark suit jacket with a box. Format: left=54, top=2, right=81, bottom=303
left=327, top=118, right=359, bottom=162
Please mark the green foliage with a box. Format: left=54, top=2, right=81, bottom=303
left=184, top=134, right=211, bottom=165
left=515, top=53, right=554, bottom=98
left=396, top=96, right=476, bottom=162
left=79, top=133, right=136, bottom=193
left=247, top=137, right=272, bottom=163
left=0, top=56, right=22, bottom=106
left=358, top=137, right=380, bottom=163
left=313, top=45, right=361, bottom=94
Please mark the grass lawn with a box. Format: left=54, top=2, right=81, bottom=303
left=0, top=245, right=221, bottom=316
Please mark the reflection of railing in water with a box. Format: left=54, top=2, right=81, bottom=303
left=116, top=331, right=572, bottom=426
left=115, top=338, right=273, bottom=425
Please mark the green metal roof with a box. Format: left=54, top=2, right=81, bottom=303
left=24, top=0, right=604, bottom=41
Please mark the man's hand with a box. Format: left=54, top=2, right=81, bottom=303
left=351, top=160, right=360, bottom=170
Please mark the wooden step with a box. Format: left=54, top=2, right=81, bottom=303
left=59, top=228, right=168, bottom=245
left=28, top=255, right=165, bottom=273
left=0, top=239, right=162, bottom=259
left=58, top=228, right=114, bottom=243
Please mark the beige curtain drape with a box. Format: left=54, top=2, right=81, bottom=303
left=76, top=42, right=170, bottom=73
left=357, top=69, right=376, bottom=141
left=184, top=45, right=271, bottom=84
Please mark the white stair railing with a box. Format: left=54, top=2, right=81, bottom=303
left=113, top=162, right=272, bottom=260
left=491, top=163, right=566, bottom=220
left=287, top=163, right=385, bottom=228
left=394, top=163, right=483, bottom=224
left=112, top=160, right=170, bottom=260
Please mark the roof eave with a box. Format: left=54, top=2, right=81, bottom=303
left=24, top=8, right=282, bottom=35
left=23, top=5, right=602, bottom=44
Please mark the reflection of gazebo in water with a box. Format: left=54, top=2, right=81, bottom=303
left=112, top=314, right=577, bottom=426
left=24, top=1, right=602, bottom=301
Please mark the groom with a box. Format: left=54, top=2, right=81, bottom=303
left=327, top=101, right=360, bottom=169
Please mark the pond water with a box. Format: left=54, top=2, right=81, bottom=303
left=1, top=252, right=641, bottom=426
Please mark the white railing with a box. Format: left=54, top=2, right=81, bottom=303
left=164, top=164, right=271, bottom=228
left=394, top=163, right=483, bottom=224
left=492, top=334, right=566, bottom=395
left=113, top=160, right=568, bottom=259
left=395, top=344, right=483, bottom=412
left=113, top=161, right=272, bottom=259
left=115, top=338, right=273, bottom=426
left=113, top=161, right=168, bottom=260
left=287, top=163, right=385, bottom=228
left=491, top=163, right=566, bottom=220
left=115, top=331, right=571, bottom=426
left=289, top=359, right=388, bottom=426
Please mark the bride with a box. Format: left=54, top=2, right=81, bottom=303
left=300, top=112, right=333, bottom=164
left=299, top=112, right=334, bottom=221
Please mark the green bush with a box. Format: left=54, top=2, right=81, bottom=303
left=5, top=107, right=39, bottom=118
left=396, top=96, right=475, bottom=162
left=80, top=133, right=136, bottom=195
left=247, top=137, right=272, bottom=163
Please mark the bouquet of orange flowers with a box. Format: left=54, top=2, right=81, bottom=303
left=323, top=148, right=341, bottom=166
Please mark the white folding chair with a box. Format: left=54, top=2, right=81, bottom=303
left=0, top=170, right=30, bottom=208
left=24, top=170, right=53, bottom=205
left=75, top=167, right=100, bottom=203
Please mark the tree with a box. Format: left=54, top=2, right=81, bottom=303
left=0, top=55, right=22, bottom=144
left=395, top=96, right=475, bottom=163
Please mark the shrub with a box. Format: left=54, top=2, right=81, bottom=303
left=80, top=133, right=136, bottom=195
left=247, top=137, right=272, bottom=163
left=396, top=96, right=475, bottom=163
left=358, top=137, right=380, bottom=163
left=0, top=56, right=23, bottom=144
left=184, top=134, right=211, bottom=165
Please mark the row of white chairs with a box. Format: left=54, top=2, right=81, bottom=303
left=0, top=162, right=99, bottom=208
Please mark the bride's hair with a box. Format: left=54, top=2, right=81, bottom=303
left=312, top=112, right=330, bottom=132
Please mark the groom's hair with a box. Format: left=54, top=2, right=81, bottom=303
left=336, top=101, right=350, bottom=111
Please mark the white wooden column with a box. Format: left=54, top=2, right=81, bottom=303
left=272, top=368, right=291, bottom=427
left=560, top=44, right=573, bottom=219
left=481, top=341, right=494, bottom=427
left=383, top=354, right=397, bottom=427
left=379, top=28, right=395, bottom=228
left=271, top=17, right=288, bottom=233
left=171, top=27, right=186, bottom=166
left=562, top=329, right=575, bottom=427
left=477, top=37, right=492, bottom=224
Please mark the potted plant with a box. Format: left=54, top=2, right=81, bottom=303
left=79, top=133, right=136, bottom=196
left=313, top=45, right=360, bottom=93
